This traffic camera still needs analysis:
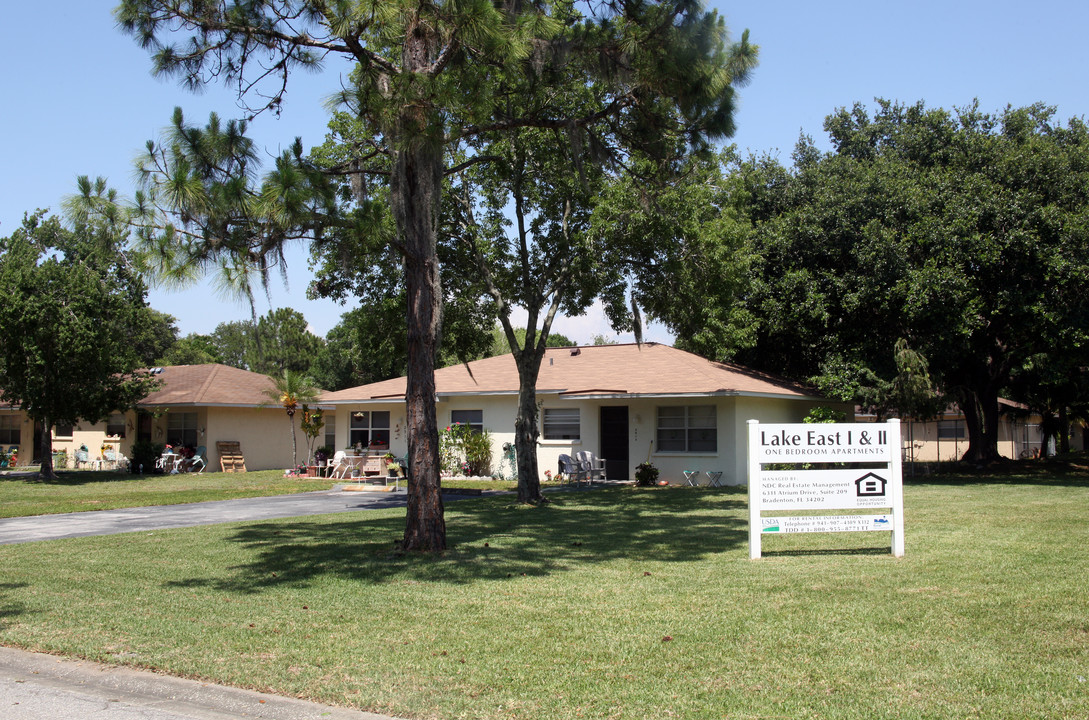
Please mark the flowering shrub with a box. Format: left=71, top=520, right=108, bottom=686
left=439, top=422, right=493, bottom=476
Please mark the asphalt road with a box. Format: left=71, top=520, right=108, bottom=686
left=0, top=486, right=417, bottom=545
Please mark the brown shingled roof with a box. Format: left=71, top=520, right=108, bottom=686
left=321, top=343, right=817, bottom=403
left=138, top=364, right=278, bottom=407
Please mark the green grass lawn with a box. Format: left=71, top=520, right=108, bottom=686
left=0, top=464, right=1086, bottom=719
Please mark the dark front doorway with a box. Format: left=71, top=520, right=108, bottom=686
left=600, top=406, right=629, bottom=480
left=137, top=411, right=153, bottom=444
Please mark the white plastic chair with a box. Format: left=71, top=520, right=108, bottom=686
left=329, top=451, right=350, bottom=479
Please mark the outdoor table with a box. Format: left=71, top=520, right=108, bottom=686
left=160, top=453, right=180, bottom=473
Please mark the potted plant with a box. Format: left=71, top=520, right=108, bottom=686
left=386, top=461, right=402, bottom=478
left=635, top=461, right=660, bottom=487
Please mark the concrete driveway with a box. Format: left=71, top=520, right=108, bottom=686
left=0, top=646, right=400, bottom=720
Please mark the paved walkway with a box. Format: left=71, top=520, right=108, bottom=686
left=0, top=646, right=399, bottom=720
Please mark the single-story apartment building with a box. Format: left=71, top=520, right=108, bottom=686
left=2, top=364, right=323, bottom=472
left=859, top=399, right=1087, bottom=463
left=321, top=343, right=845, bottom=486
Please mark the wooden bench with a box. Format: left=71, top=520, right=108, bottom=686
left=216, top=441, right=247, bottom=473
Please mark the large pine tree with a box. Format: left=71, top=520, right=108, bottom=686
left=114, top=0, right=753, bottom=549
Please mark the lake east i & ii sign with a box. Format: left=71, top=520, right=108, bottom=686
left=746, top=419, right=905, bottom=559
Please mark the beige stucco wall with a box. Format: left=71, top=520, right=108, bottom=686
left=0, top=411, right=32, bottom=464
left=201, top=406, right=307, bottom=471
left=327, top=393, right=837, bottom=487
left=35, top=407, right=306, bottom=472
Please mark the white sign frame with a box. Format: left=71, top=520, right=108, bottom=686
left=747, top=419, right=905, bottom=559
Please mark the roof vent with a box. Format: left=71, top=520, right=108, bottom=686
left=570, top=348, right=581, bottom=356
left=150, top=367, right=164, bottom=375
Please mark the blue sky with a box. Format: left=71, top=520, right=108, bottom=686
left=2, top=1, right=1087, bottom=343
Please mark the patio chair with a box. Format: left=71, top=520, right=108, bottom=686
left=113, top=452, right=130, bottom=471
left=558, top=454, right=587, bottom=486
left=576, top=451, right=607, bottom=483
left=329, top=450, right=350, bottom=479
left=75, top=449, right=91, bottom=469
left=189, top=446, right=207, bottom=473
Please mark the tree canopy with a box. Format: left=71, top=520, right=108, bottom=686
left=0, top=212, right=162, bottom=478
left=721, top=100, right=1089, bottom=463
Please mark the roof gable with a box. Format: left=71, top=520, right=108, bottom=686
left=322, top=343, right=817, bottom=403
left=138, top=364, right=278, bottom=407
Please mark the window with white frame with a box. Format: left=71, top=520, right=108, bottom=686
left=324, top=412, right=336, bottom=450
left=0, top=415, right=21, bottom=445
left=450, top=409, right=483, bottom=434
left=542, top=408, right=580, bottom=440
left=167, top=412, right=199, bottom=447
left=106, top=413, right=126, bottom=438
left=350, top=411, right=390, bottom=448
left=657, top=405, right=717, bottom=452
left=54, top=423, right=74, bottom=439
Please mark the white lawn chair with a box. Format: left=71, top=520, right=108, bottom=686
left=329, top=451, right=350, bottom=479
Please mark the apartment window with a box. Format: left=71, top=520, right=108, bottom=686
left=542, top=408, right=580, bottom=440
left=324, top=413, right=336, bottom=450
left=106, top=413, right=126, bottom=438
left=450, top=409, right=483, bottom=434
left=0, top=415, right=21, bottom=445
left=350, top=411, right=390, bottom=448
left=938, top=420, right=966, bottom=440
left=54, top=423, right=74, bottom=439
left=657, top=405, right=717, bottom=452
left=167, top=412, right=199, bottom=447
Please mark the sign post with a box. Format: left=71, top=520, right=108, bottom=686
left=747, top=419, right=904, bottom=559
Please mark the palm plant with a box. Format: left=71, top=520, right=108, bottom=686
left=261, top=370, right=319, bottom=470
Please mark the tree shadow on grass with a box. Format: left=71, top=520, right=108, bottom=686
left=167, top=487, right=749, bottom=594
left=1, top=471, right=134, bottom=487
left=905, top=455, right=1089, bottom=489
left=0, top=583, right=30, bottom=630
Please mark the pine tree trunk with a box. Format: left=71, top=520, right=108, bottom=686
left=393, top=21, right=446, bottom=551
